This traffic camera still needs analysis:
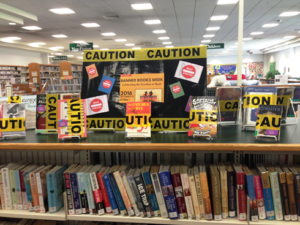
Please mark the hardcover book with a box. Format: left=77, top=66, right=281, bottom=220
left=77, top=165, right=92, bottom=214
left=36, top=165, right=53, bottom=213
left=103, top=167, right=119, bottom=215
left=85, top=166, right=97, bottom=214
left=233, top=163, right=247, bottom=221
left=70, top=165, right=83, bottom=215
left=188, top=96, right=218, bottom=138
left=1, top=162, right=18, bottom=210
left=21, top=95, right=37, bottom=130
left=217, top=163, right=229, bottom=219
left=193, top=166, right=205, bottom=219
left=251, top=168, right=266, bottom=220
left=199, top=164, right=213, bottom=220
left=63, top=164, right=78, bottom=215
left=29, top=165, right=45, bottom=212
left=97, top=166, right=112, bottom=213
left=210, top=164, right=222, bottom=221
left=20, top=164, right=37, bottom=210
left=89, top=164, right=105, bottom=215
left=180, top=165, right=195, bottom=219
left=288, top=165, right=300, bottom=221
left=225, top=162, right=236, bottom=218
left=188, top=168, right=201, bottom=220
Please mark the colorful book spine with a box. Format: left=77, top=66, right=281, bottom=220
left=14, top=170, right=22, bottom=209
left=158, top=170, right=179, bottom=219
left=97, top=172, right=112, bottom=213
left=278, top=172, right=290, bottom=221
left=150, top=172, right=168, bottom=218
left=46, top=171, right=56, bottom=213
left=64, top=172, right=74, bottom=215
left=9, top=169, right=17, bottom=209
left=89, top=172, right=105, bottom=215
left=127, top=172, right=146, bottom=217
left=24, top=171, right=34, bottom=211
left=245, top=174, right=258, bottom=221
left=253, top=174, right=266, bottom=219
left=2, top=168, right=12, bottom=210
left=29, top=172, right=40, bottom=212
left=261, top=172, right=275, bottom=220
left=227, top=170, right=236, bottom=218
left=70, top=172, right=82, bottom=214
left=108, top=171, right=127, bottom=216
left=236, top=172, right=246, bottom=221
left=294, top=174, right=300, bottom=221
left=194, top=173, right=205, bottom=220
left=142, top=170, right=160, bottom=216
left=77, top=173, right=89, bottom=214
left=181, top=172, right=195, bottom=219
left=84, top=173, right=96, bottom=214
left=102, top=173, right=119, bottom=215
left=199, top=172, right=213, bottom=220
left=286, top=172, right=297, bottom=221
left=19, top=170, right=28, bottom=210
left=171, top=172, right=188, bottom=219
left=36, top=171, right=45, bottom=213
left=269, top=171, right=283, bottom=220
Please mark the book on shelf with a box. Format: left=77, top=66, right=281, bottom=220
left=233, top=163, right=247, bottom=221
left=180, top=165, right=195, bottom=219
left=276, top=86, right=295, bottom=122
left=288, top=165, right=300, bottom=221
left=63, top=164, right=78, bottom=215
left=103, top=166, right=119, bottom=215
left=96, top=166, right=112, bottom=213
left=14, top=163, right=31, bottom=210
left=24, top=165, right=41, bottom=212
left=85, top=165, right=97, bottom=215
left=225, top=162, right=236, bottom=218
left=210, top=164, right=222, bottom=221
left=217, top=162, right=229, bottom=219
left=193, top=165, right=205, bottom=220
left=199, top=164, right=213, bottom=220
left=188, top=168, right=200, bottom=220
left=29, top=165, right=45, bottom=212
left=77, top=165, right=92, bottom=214
left=70, top=165, right=83, bottom=215
left=89, top=164, right=105, bottom=215
left=20, top=164, right=37, bottom=210
left=0, top=165, right=6, bottom=209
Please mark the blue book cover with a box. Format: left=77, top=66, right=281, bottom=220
left=23, top=171, right=34, bottom=212
left=14, top=170, right=22, bottom=208
left=158, top=165, right=179, bottom=219
left=84, top=173, right=96, bottom=214
left=245, top=171, right=258, bottom=221
left=70, top=168, right=82, bottom=214
left=103, top=172, right=119, bottom=215
left=142, top=166, right=160, bottom=216
left=259, top=169, right=275, bottom=220
left=107, top=166, right=127, bottom=216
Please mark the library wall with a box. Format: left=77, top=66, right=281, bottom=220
left=207, top=54, right=263, bottom=65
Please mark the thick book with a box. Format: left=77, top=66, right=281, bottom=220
left=46, top=164, right=68, bottom=213
left=77, top=165, right=92, bottom=214
left=170, top=165, right=188, bottom=219
left=242, top=86, right=277, bottom=130
left=85, top=166, right=97, bottom=214
left=158, top=165, right=179, bottom=219
left=233, top=163, right=247, bottom=221
left=256, top=163, right=275, bottom=220
left=150, top=165, right=168, bottom=218
left=20, top=164, right=37, bottom=210
left=0, top=167, right=5, bottom=209
left=70, top=165, right=83, bottom=215
left=97, top=166, right=112, bottom=213
left=1, top=162, right=18, bottom=210
left=193, top=166, right=205, bottom=219
left=108, top=165, right=127, bottom=216
left=188, top=168, right=200, bottom=220
left=36, top=94, right=60, bottom=134
left=217, top=162, right=229, bottom=219
left=89, top=164, right=105, bottom=215
left=63, top=164, right=78, bottom=215
left=199, top=164, right=213, bottom=220
left=126, top=168, right=146, bottom=217
left=225, top=162, right=236, bottom=218
left=188, top=96, right=218, bottom=138
left=36, top=165, right=53, bottom=213
left=103, top=167, right=119, bottom=215
left=288, top=165, right=300, bottom=221
left=29, top=165, right=46, bottom=212
left=114, top=165, right=135, bottom=216
left=180, top=165, right=195, bottom=219
left=210, top=164, right=222, bottom=221
left=274, top=164, right=290, bottom=221
left=251, top=168, right=266, bottom=220
left=14, top=163, right=30, bottom=209
left=281, top=164, right=297, bottom=221
left=242, top=165, right=258, bottom=221
left=141, top=165, right=160, bottom=216
left=134, top=168, right=153, bottom=218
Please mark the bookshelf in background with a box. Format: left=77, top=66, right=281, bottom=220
left=0, top=65, right=29, bottom=85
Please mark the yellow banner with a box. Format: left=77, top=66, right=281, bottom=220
left=0, top=118, right=25, bottom=132
left=67, top=100, right=84, bottom=136
left=219, top=100, right=239, bottom=111
left=8, top=96, right=21, bottom=103
left=46, top=94, right=58, bottom=133
left=277, top=94, right=293, bottom=107
left=87, top=118, right=190, bottom=131
left=126, top=114, right=150, bottom=127
left=255, top=115, right=281, bottom=131
left=243, top=94, right=276, bottom=108
left=84, top=46, right=207, bottom=62
left=189, top=110, right=218, bottom=125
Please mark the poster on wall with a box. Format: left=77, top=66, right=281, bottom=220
left=81, top=46, right=207, bottom=132
left=214, top=64, right=236, bottom=75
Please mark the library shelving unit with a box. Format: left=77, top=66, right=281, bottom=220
left=0, top=65, right=28, bottom=85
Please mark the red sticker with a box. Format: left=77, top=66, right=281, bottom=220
left=90, top=99, right=103, bottom=112
left=172, top=85, right=181, bottom=94
left=103, top=79, right=112, bottom=89
left=182, top=65, right=196, bottom=79
left=88, top=67, right=96, bottom=76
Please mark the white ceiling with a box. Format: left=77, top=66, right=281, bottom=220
left=1, top=0, right=300, bottom=62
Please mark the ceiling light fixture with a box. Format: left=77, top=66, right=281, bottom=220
left=93, top=45, right=99, bottom=48
left=48, top=56, right=54, bottom=57
left=49, top=46, right=64, bottom=51
left=1, top=37, right=21, bottom=43
left=132, top=47, right=141, bottom=49
left=158, top=37, right=169, bottom=40
left=77, top=56, right=83, bottom=59
left=22, top=26, right=42, bottom=30
left=81, top=23, right=100, bottom=27
left=101, top=32, right=116, bottom=36
left=279, top=12, right=300, bottom=17
left=131, top=3, right=153, bottom=10
left=211, top=15, right=228, bottom=21
left=9, top=23, right=16, bottom=25
left=243, top=38, right=253, bottom=41
left=262, top=23, right=279, bottom=28
left=153, top=30, right=166, bottom=34
left=201, top=40, right=211, bottom=43
left=115, top=39, right=127, bottom=42
left=203, top=34, right=215, bottom=38
left=125, top=43, right=135, bottom=46
left=28, top=42, right=46, bottom=47
left=165, top=46, right=174, bottom=48
left=73, top=40, right=86, bottom=43
left=284, top=36, right=296, bottom=39
left=217, top=0, right=239, bottom=5
left=144, top=20, right=161, bottom=25
left=55, top=53, right=62, bottom=55
left=49, top=8, right=75, bottom=14
left=52, top=34, right=67, bottom=38
left=162, top=42, right=172, bottom=44
left=100, top=48, right=109, bottom=50
left=67, top=55, right=74, bottom=57
left=250, top=32, right=263, bottom=35
left=206, top=27, right=220, bottom=31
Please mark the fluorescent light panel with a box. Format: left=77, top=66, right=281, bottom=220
left=243, top=38, right=253, bottom=41
left=101, top=32, right=116, bottom=36
left=125, top=43, right=135, bottom=46
left=217, top=0, right=239, bottom=4
left=52, top=34, right=67, bottom=38
left=81, top=23, right=100, bottom=27
left=203, top=34, right=215, bottom=38
left=93, top=45, right=99, bottom=47
left=158, top=37, right=169, bottom=40
left=115, top=39, right=126, bottom=42
left=166, top=46, right=174, bottom=48
left=49, top=8, right=75, bottom=14
left=250, top=32, right=263, bottom=35
left=73, top=40, right=86, bottom=43
left=206, top=27, right=220, bottom=31
left=100, top=48, right=109, bottom=50
left=144, top=20, right=161, bottom=25
left=77, top=56, right=83, bottom=59
left=153, top=30, right=166, bottom=34
left=279, top=12, right=300, bottom=17
left=55, top=53, right=62, bottom=55
left=162, top=42, right=172, bottom=44
left=67, top=55, right=73, bottom=57
left=131, top=3, right=153, bottom=10
left=262, top=23, right=278, bottom=27
left=9, top=23, right=16, bottom=25
left=132, top=47, right=141, bottom=49
left=284, top=36, right=296, bottom=38
left=201, top=40, right=211, bottom=43
left=22, top=26, right=42, bottom=30
left=211, top=15, right=228, bottom=21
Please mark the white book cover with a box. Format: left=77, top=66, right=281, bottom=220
left=21, top=95, right=37, bottom=130
left=1, top=167, right=13, bottom=209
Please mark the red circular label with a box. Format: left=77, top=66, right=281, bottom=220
left=172, top=85, right=181, bottom=94
left=88, top=68, right=96, bottom=76
left=90, top=99, right=103, bottom=112
left=182, top=65, right=196, bottom=78
left=103, top=79, right=112, bottom=89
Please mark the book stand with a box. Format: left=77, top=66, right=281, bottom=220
left=126, top=134, right=147, bottom=139
left=255, top=134, right=278, bottom=142
left=61, top=135, right=81, bottom=140
left=193, top=134, right=213, bottom=140
left=36, top=129, right=58, bottom=134
left=218, top=99, right=241, bottom=126
left=0, top=134, right=22, bottom=140
left=282, top=98, right=297, bottom=126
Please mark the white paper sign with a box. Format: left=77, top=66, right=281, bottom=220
left=63, top=70, right=69, bottom=76
left=32, top=71, right=37, bottom=77
left=33, top=78, right=37, bottom=83
left=174, top=60, right=203, bottom=83
left=275, top=75, right=288, bottom=85
left=86, top=95, right=109, bottom=116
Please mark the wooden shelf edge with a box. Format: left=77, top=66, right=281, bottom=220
left=0, top=143, right=299, bottom=151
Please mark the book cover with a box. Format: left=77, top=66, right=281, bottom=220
left=170, top=165, right=188, bottom=219
left=15, top=164, right=29, bottom=210
left=199, top=164, right=213, bottom=220
left=9, top=167, right=18, bottom=209
left=242, top=86, right=277, bottom=130
left=0, top=169, right=5, bottom=209
left=251, top=168, right=266, bottom=220
left=70, top=165, right=83, bottom=215
left=217, top=87, right=242, bottom=122
left=64, top=164, right=78, bottom=215
left=217, top=163, right=229, bottom=219
left=29, top=165, right=46, bottom=212
left=84, top=169, right=96, bottom=214
left=125, top=102, right=151, bottom=138
left=141, top=165, right=160, bottom=216
left=89, top=164, right=105, bottom=215
left=255, top=105, right=283, bottom=140
left=256, top=163, right=275, bottom=220
left=97, top=166, right=112, bottom=213
left=36, top=165, right=53, bottom=213
left=188, top=168, right=200, bottom=220
left=2, top=165, right=14, bottom=210
left=225, top=162, right=236, bottom=218
left=276, top=86, right=295, bottom=122
left=233, top=163, right=247, bottom=221
left=188, top=96, right=218, bottom=138
left=288, top=165, right=300, bottom=221
left=210, top=164, right=222, bottom=221
left=103, top=168, right=119, bottom=215
left=193, top=166, right=205, bottom=220
left=180, top=165, right=195, bottom=219
left=24, top=166, right=40, bottom=212
left=134, top=168, right=153, bottom=218
left=20, top=165, right=37, bottom=210
left=21, top=95, right=36, bottom=130
left=77, top=165, right=92, bottom=214
left=158, top=165, right=179, bottom=219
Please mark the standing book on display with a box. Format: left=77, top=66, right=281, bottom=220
left=242, top=86, right=277, bottom=130
left=188, top=96, right=218, bottom=138
left=276, top=86, right=295, bottom=122
left=217, top=87, right=242, bottom=122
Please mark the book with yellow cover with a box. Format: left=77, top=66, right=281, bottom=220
left=188, top=168, right=200, bottom=220
left=217, top=162, right=228, bottom=219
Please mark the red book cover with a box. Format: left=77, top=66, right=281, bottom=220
left=97, top=172, right=112, bottom=213
left=171, top=171, right=188, bottom=219
left=236, top=171, right=246, bottom=221
left=20, top=170, right=27, bottom=209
